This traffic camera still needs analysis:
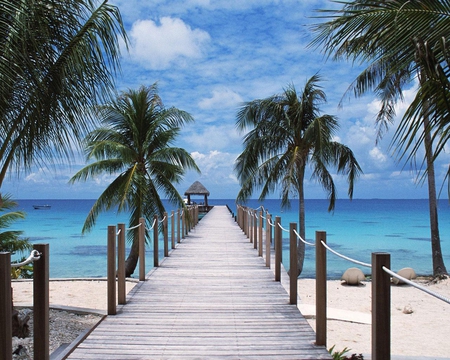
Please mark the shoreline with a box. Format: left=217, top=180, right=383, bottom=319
left=11, top=277, right=450, bottom=357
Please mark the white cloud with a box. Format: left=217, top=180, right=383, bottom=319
left=369, top=147, right=387, bottom=164
left=198, top=88, right=243, bottom=110
left=128, top=17, right=210, bottom=69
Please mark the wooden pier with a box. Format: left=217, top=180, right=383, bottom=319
left=66, top=206, right=331, bottom=359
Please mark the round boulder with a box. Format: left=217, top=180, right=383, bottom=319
left=392, top=267, right=417, bottom=285
left=341, top=267, right=366, bottom=286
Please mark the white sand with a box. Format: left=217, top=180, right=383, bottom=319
left=11, top=277, right=450, bottom=357
left=298, top=278, right=450, bottom=357
left=11, top=278, right=138, bottom=311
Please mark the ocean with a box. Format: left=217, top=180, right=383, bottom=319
left=9, top=198, right=450, bottom=279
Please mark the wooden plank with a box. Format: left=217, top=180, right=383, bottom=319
left=67, top=206, right=331, bottom=359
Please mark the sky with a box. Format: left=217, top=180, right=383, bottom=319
left=3, top=0, right=450, bottom=200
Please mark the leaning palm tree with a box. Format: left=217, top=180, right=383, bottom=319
left=0, top=0, right=127, bottom=188
left=70, top=85, right=200, bottom=276
left=310, top=0, right=449, bottom=277
left=235, top=75, right=362, bottom=276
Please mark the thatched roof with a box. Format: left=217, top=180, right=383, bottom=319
left=184, top=181, right=210, bottom=196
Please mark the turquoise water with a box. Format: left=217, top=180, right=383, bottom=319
left=9, top=199, right=450, bottom=279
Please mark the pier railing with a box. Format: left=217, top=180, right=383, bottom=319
left=236, top=204, right=450, bottom=360
left=1, top=245, right=49, bottom=360
left=1, top=205, right=201, bottom=360
left=106, top=205, right=200, bottom=315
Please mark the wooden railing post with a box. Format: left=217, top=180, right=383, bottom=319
left=258, top=210, right=263, bottom=257
left=265, top=213, right=271, bottom=268
left=249, top=210, right=253, bottom=243
left=372, top=252, right=391, bottom=360
left=289, top=223, right=297, bottom=305
left=0, top=252, right=12, bottom=360
left=117, top=223, right=126, bottom=305
left=163, top=212, right=169, bottom=257
left=177, top=209, right=181, bottom=243
left=253, top=210, right=257, bottom=249
left=274, top=216, right=281, bottom=282
left=315, top=231, right=327, bottom=347
left=34, top=244, right=49, bottom=360
left=107, top=226, right=116, bottom=315
left=154, top=215, right=159, bottom=267
left=139, top=217, right=145, bottom=281
left=182, top=210, right=186, bottom=239
left=244, top=209, right=249, bottom=238
left=171, top=210, right=175, bottom=249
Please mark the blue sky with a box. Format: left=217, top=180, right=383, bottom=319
left=4, top=0, right=450, bottom=200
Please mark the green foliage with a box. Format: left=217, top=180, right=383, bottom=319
left=329, top=345, right=364, bottom=360
left=0, top=194, right=33, bottom=279
left=0, top=195, right=30, bottom=254
left=0, top=0, right=127, bottom=187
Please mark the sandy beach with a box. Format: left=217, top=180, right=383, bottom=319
left=11, top=277, right=450, bottom=358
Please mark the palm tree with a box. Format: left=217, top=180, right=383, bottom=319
left=235, top=75, right=362, bottom=276
left=310, top=0, right=449, bottom=277
left=70, top=84, right=200, bottom=276
left=0, top=0, right=127, bottom=188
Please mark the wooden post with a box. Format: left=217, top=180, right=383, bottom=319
left=244, top=209, right=248, bottom=238
left=107, top=226, right=116, bottom=315
left=266, top=214, right=271, bottom=268
left=258, top=210, right=263, bottom=256
left=289, top=223, right=298, bottom=305
left=316, top=231, right=327, bottom=347
left=34, top=244, right=49, bottom=360
left=372, top=252, right=391, bottom=360
left=139, top=217, right=145, bottom=281
left=154, top=215, right=159, bottom=267
left=253, top=211, right=257, bottom=249
left=117, top=223, right=126, bottom=305
left=0, top=252, right=12, bottom=360
left=177, top=209, right=181, bottom=243
left=171, top=210, right=175, bottom=249
left=274, top=216, right=281, bottom=282
left=182, top=210, right=186, bottom=239
left=163, top=212, right=169, bottom=257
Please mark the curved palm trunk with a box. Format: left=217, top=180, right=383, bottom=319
left=296, top=164, right=306, bottom=277
left=423, top=119, right=448, bottom=277
left=124, top=234, right=140, bottom=277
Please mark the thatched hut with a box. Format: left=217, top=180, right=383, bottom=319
left=184, top=181, right=210, bottom=207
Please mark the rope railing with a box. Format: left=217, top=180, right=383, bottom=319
left=126, top=223, right=142, bottom=231
left=236, top=203, right=450, bottom=359
left=149, top=217, right=157, bottom=230
left=293, top=229, right=315, bottom=247
left=383, top=266, right=450, bottom=305
left=116, top=228, right=122, bottom=236
left=321, top=240, right=372, bottom=268
left=277, top=222, right=289, bottom=232
left=10, top=249, right=41, bottom=268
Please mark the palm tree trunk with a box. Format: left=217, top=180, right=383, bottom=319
left=124, top=231, right=140, bottom=277
left=297, top=164, right=306, bottom=276
left=424, top=119, right=448, bottom=277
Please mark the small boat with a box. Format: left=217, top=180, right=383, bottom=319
left=33, top=205, right=51, bottom=210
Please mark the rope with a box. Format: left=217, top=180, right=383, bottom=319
left=293, top=229, right=315, bottom=247
left=116, top=228, right=122, bottom=236
left=268, top=218, right=275, bottom=227
left=149, top=218, right=157, bottom=230
left=126, top=223, right=142, bottom=231
left=11, top=250, right=41, bottom=268
left=161, top=215, right=167, bottom=222
left=383, top=267, right=450, bottom=305
left=321, top=241, right=372, bottom=268
left=277, top=222, right=289, bottom=233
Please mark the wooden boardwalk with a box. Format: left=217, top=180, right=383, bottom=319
left=67, top=206, right=331, bottom=359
